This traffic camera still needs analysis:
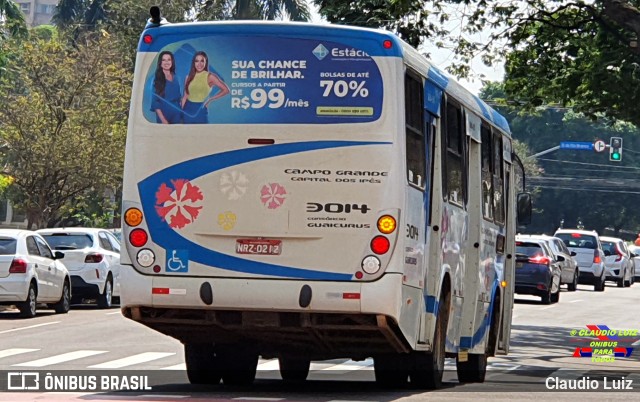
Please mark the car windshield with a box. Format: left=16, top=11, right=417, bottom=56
left=556, top=233, right=597, bottom=249
left=0, top=237, right=17, bottom=254
left=41, top=233, right=93, bottom=250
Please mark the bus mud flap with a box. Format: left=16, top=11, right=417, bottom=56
left=376, top=315, right=410, bottom=353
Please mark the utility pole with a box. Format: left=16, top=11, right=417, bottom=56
left=527, top=145, right=560, bottom=160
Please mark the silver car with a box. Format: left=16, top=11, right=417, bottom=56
left=600, top=236, right=634, bottom=287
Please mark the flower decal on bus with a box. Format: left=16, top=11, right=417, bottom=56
left=260, top=183, right=287, bottom=209
left=155, top=179, right=204, bottom=229
left=220, top=171, right=249, bottom=200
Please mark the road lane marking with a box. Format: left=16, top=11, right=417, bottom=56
left=0, top=348, right=39, bottom=359
left=0, top=321, right=60, bottom=334
left=88, top=352, right=175, bottom=369
left=541, top=306, right=555, bottom=310
left=321, top=359, right=373, bottom=371
left=257, top=359, right=280, bottom=371
left=160, top=363, right=186, bottom=370
left=140, top=396, right=189, bottom=399
left=13, top=350, right=108, bottom=367
left=105, top=311, right=121, bottom=315
left=569, top=299, right=583, bottom=303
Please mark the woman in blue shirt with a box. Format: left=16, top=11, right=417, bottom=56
left=152, top=51, right=182, bottom=124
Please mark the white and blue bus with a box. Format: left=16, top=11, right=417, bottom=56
left=120, top=8, right=531, bottom=388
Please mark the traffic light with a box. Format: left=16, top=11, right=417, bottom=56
left=609, top=137, right=622, bottom=161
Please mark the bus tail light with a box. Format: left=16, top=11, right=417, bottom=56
left=125, top=208, right=143, bottom=227
left=377, top=215, right=396, bottom=234
left=137, top=249, right=155, bottom=267
left=361, top=256, right=381, bottom=274
left=143, top=34, right=153, bottom=44
left=371, top=236, right=390, bottom=255
left=130, top=229, right=148, bottom=247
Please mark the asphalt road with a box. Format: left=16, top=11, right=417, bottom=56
left=0, top=280, right=639, bottom=401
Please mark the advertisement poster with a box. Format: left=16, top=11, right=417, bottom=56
left=142, top=35, right=384, bottom=125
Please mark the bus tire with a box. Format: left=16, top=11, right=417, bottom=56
left=279, top=357, right=310, bottom=382
left=220, top=348, right=259, bottom=386
left=410, top=288, right=450, bottom=389
left=456, top=353, right=487, bottom=383
left=374, top=354, right=409, bottom=388
left=184, top=343, right=222, bottom=385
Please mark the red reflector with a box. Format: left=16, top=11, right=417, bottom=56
left=343, top=293, right=361, bottom=299
left=370, top=236, right=390, bottom=255
left=85, top=253, right=104, bottom=263
left=152, top=287, right=169, bottom=294
left=143, top=34, right=153, bottom=44
left=536, top=283, right=547, bottom=290
left=383, top=39, right=393, bottom=49
left=355, top=271, right=363, bottom=279
left=130, top=229, right=148, bottom=247
left=9, top=258, right=27, bottom=274
left=248, top=138, right=275, bottom=145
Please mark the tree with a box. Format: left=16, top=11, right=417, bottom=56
left=0, top=0, right=27, bottom=37
left=0, top=31, right=131, bottom=229
left=314, top=0, right=640, bottom=126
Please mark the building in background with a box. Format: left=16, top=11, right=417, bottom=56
left=14, top=0, right=58, bottom=27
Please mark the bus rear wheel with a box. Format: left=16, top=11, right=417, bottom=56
left=374, top=354, right=409, bottom=388
left=456, top=353, right=487, bottom=383
left=410, top=289, right=450, bottom=389
left=220, top=347, right=259, bottom=386
left=184, top=343, right=222, bottom=385
left=279, top=357, right=310, bottom=382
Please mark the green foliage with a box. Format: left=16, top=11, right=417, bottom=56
left=0, top=31, right=131, bottom=229
left=485, top=83, right=640, bottom=235
left=315, top=0, right=640, bottom=126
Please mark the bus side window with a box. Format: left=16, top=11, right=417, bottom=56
left=404, top=72, right=425, bottom=188
left=493, top=132, right=505, bottom=223
left=444, top=101, right=465, bottom=205
left=481, top=124, right=493, bottom=221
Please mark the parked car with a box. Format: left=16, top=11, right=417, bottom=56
left=627, top=244, right=640, bottom=281
left=0, top=229, right=71, bottom=318
left=37, top=228, right=122, bottom=308
left=600, top=236, right=634, bottom=287
left=515, top=236, right=562, bottom=304
left=518, top=234, right=579, bottom=291
left=554, top=229, right=606, bottom=292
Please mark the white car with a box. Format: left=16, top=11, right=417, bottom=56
left=554, top=229, right=606, bottom=291
left=37, top=228, right=122, bottom=308
left=0, top=229, right=71, bottom=318
left=627, top=244, right=640, bottom=281
left=600, top=236, right=634, bottom=287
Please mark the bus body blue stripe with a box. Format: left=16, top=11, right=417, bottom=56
left=138, top=140, right=390, bottom=280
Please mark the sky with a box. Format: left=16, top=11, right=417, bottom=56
left=307, top=2, right=505, bottom=96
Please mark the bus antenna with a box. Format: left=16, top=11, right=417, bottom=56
left=150, top=6, right=161, bottom=24
left=147, top=6, right=168, bottom=27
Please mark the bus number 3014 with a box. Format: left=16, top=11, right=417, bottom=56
left=306, top=203, right=370, bottom=214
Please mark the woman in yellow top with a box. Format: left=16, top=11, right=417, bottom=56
left=181, top=51, right=230, bottom=124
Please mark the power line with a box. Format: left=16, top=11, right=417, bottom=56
left=537, top=158, right=640, bottom=170
left=531, top=185, right=640, bottom=195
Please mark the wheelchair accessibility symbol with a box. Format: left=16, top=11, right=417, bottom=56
left=167, top=249, right=189, bottom=272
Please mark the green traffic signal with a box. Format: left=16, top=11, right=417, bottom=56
left=611, top=151, right=621, bottom=160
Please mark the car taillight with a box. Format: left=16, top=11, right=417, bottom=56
left=529, top=255, right=551, bottom=265
left=593, top=250, right=602, bottom=264
left=9, top=258, right=27, bottom=273
left=370, top=236, right=390, bottom=255
left=85, top=253, right=104, bottom=263
left=615, top=245, right=624, bottom=262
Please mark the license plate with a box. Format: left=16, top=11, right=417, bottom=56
left=236, top=239, right=282, bottom=255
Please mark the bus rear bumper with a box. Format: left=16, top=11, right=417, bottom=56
left=119, top=267, right=410, bottom=358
